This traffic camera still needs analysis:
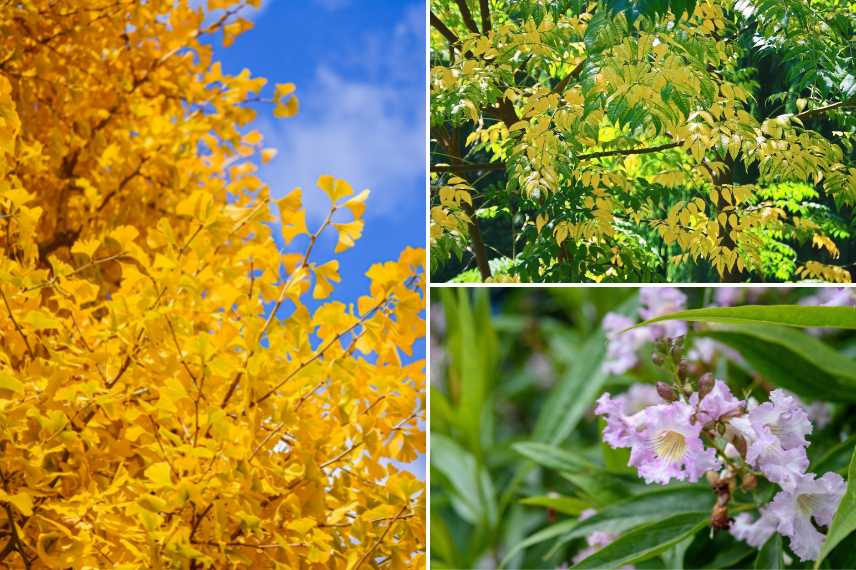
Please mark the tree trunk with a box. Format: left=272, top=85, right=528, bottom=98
left=461, top=201, right=491, bottom=280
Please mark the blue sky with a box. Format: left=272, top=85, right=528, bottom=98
left=212, top=0, right=426, bottom=304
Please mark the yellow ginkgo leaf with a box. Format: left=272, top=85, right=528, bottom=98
left=274, top=83, right=299, bottom=118
left=333, top=220, right=363, bottom=253
left=242, top=130, right=262, bottom=145
left=71, top=238, right=100, bottom=258
left=277, top=188, right=308, bottom=244
left=223, top=18, right=253, bottom=48
left=341, top=188, right=370, bottom=220
left=312, top=260, right=340, bottom=299
left=144, top=462, right=171, bottom=487
left=316, top=175, right=353, bottom=204
left=5, top=492, right=33, bottom=516
left=0, top=371, right=23, bottom=394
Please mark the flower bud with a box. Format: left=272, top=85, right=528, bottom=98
left=711, top=503, right=731, bottom=530
left=732, top=434, right=747, bottom=458
left=698, top=373, right=715, bottom=398
left=651, top=352, right=665, bottom=366
left=656, top=381, right=677, bottom=402
left=741, top=474, right=757, bottom=492
left=677, top=361, right=688, bottom=380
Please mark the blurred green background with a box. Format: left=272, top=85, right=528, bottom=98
left=429, top=287, right=856, bottom=569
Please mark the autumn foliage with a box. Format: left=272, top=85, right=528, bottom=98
left=0, top=1, right=425, bottom=567
left=430, top=0, right=856, bottom=283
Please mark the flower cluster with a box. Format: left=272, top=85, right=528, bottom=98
left=596, top=344, right=845, bottom=562
left=727, top=390, right=845, bottom=561
left=602, top=287, right=687, bottom=374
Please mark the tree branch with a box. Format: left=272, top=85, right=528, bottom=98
left=552, top=58, right=587, bottom=94
left=0, top=289, right=34, bottom=359
left=454, top=0, right=480, bottom=34
left=794, top=98, right=855, bottom=121
left=38, top=228, right=81, bottom=260
left=353, top=504, right=409, bottom=569
left=430, top=12, right=460, bottom=45
left=576, top=140, right=683, bottom=160
left=431, top=162, right=505, bottom=173
left=431, top=141, right=684, bottom=174
left=479, top=0, right=491, bottom=33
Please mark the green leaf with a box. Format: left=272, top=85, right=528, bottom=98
left=812, top=434, right=856, bottom=474
left=430, top=433, right=497, bottom=529
left=499, top=518, right=579, bottom=569
left=663, top=534, right=694, bottom=570
left=815, top=447, right=856, bottom=568
left=702, top=325, right=856, bottom=402
left=512, top=441, right=596, bottom=472
left=633, top=305, right=856, bottom=330
left=441, top=289, right=497, bottom=457
left=754, top=534, right=783, bottom=569
left=702, top=540, right=755, bottom=569
left=560, top=471, right=638, bottom=506
left=429, top=512, right=460, bottom=569
left=532, top=297, right=640, bottom=447
left=555, top=485, right=713, bottom=545
left=532, top=325, right=607, bottom=444
left=519, top=495, right=592, bottom=515
left=573, top=512, right=709, bottom=569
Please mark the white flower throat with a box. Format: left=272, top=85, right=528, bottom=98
left=796, top=493, right=821, bottom=516
left=653, top=430, right=687, bottom=463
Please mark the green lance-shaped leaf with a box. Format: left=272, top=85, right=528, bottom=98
left=430, top=433, right=498, bottom=530
left=631, top=305, right=856, bottom=330
left=440, top=288, right=497, bottom=457
left=519, top=495, right=592, bottom=516
left=532, top=330, right=607, bottom=445
left=700, top=325, right=856, bottom=402
left=754, top=534, right=784, bottom=570
left=512, top=441, right=597, bottom=472
left=531, top=293, right=642, bottom=447
left=552, top=485, right=713, bottom=549
left=815, top=447, right=856, bottom=568
left=573, top=512, right=709, bottom=569
left=501, top=485, right=713, bottom=567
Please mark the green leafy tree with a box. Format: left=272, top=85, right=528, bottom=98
left=430, top=0, right=856, bottom=282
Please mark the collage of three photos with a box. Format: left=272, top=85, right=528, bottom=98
left=1, top=0, right=855, bottom=568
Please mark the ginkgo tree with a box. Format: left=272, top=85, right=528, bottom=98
left=430, top=0, right=856, bottom=282
left=0, top=1, right=425, bottom=568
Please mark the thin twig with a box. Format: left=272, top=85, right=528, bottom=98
left=353, top=504, right=409, bottom=569
left=0, top=289, right=34, bottom=359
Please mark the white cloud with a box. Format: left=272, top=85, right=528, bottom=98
left=259, top=6, right=425, bottom=221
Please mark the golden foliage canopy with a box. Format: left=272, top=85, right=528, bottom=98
left=0, top=1, right=426, bottom=567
